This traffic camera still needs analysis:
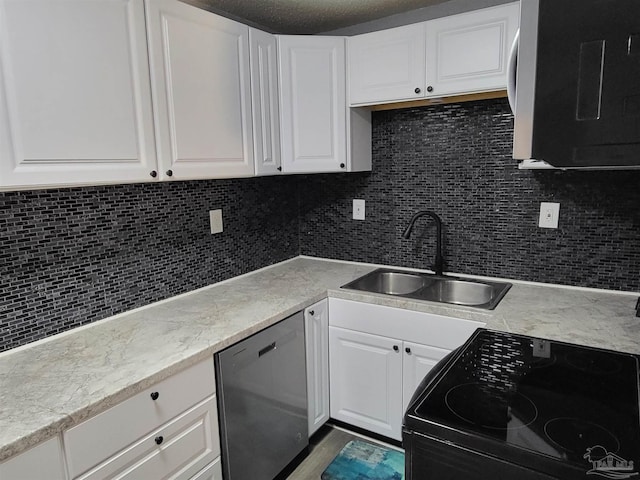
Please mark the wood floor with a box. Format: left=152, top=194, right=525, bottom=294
left=286, top=425, right=402, bottom=479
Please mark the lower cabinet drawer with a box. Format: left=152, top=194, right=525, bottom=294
left=65, top=359, right=215, bottom=478
left=77, top=396, right=220, bottom=480
left=190, top=458, right=223, bottom=480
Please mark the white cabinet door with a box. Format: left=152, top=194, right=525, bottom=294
left=278, top=35, right=346, bottom=173
left=146, top=0, right=254, bottom=180
left=0, top=436, right=67, bottom=480
left=348, top=23, right=426, bottom=105
left=0, top=0, right=157, bottom=189
left=189, top=458, right=223, bottom=480
left=304, top=299, right=329, bottom=436
left=425, top=2, right=520, bottom=97
left=329, top=326, right=403, bottom=440
left=249, top=28, right=282, bottom=176
left=402, top=341, right=450, bottom=412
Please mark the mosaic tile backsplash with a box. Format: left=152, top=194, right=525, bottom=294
left=299, top=98, right=640, bottom=293
left=1, top=177, right=299, bottom=352
left=3, top=97, right=640, bottom=352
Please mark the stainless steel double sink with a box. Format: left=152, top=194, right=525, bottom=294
left=341, top=268, right=511, bottom=310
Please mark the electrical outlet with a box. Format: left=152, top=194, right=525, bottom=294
left=353, top=199, right=365, bottom=220
left=209, top=209, right=223, bottom=234
left=538, top=202, right=560, bottom=229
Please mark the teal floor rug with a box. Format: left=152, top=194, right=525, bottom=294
left=321, top=439, right=405, bottom=480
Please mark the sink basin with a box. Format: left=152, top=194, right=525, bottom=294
left=428, top=279, right=494, bottom=306
left=345, top=271, right=429, bottom=295
left=341, top=269, right=511, bottom=310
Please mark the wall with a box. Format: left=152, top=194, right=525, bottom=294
left=0, top=177, right=299, bottom=352
left=3, top=97, right=639, bottom=353
left=299, top=98, right=640, bottom=292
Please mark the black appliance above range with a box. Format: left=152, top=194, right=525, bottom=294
left=403, top=329, right=640, bottom=480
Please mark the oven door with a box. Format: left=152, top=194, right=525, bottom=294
left=404, top=431, right=559, bottom=480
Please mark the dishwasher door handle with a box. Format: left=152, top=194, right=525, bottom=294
left=258, top=341, right=276, bottom=357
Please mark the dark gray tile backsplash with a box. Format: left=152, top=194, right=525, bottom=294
left=1, top=177, right=299, bottom=352
left=299, top=98, right=640, bottom=293
left=2, top=97, right=639, bottom=352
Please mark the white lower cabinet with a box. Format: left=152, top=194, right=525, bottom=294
left=63, top=359, right=220, bottom=480
left=0, top=436, right=67, bottom=480
left=328, top=298, right=485, bottom=441
left=401, top=341, right=450, bottom=412
left=305, top=299, right=330, bottom=436
left=329, top=326, right=404, bottom=440
left=189, top=458, right=223, bottom=480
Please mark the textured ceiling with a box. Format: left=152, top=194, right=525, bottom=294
left=186, top=0, right=452, bottom=34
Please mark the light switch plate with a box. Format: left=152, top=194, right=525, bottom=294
left=538, top=202, right=560, bottom=229
left=353, top=199, right=365, bottom=220
left=209, top=209, right=223, bottom=234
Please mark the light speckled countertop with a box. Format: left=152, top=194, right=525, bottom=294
left=1, top=256, right=639, bottom=462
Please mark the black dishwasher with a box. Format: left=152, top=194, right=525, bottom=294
left=215, top=311, right=308, bottom=480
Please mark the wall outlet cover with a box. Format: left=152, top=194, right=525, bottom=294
left=353, top=199, right=365, bottom=220
left=538, top=202, right=560, bottom=229
left=210, top=209, right=223, bottom=234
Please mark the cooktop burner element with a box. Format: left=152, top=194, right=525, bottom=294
left=445, top=382, right=538, bottom=430
left=565, top=350, right=622, bottom=375
left=405, top=329, right=640, bottom=480
left=544, top=417, right=620, bottom=454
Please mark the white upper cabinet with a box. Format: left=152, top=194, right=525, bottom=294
left=348, top=23, right=426, bottom=105
left=278, top=35, right=347, bottom=173
left=347, top=2, right=520, bottom=106
left=0, top=0, right=157, bottom=188
left=249, top=28, right=282, bottom=176
left=146, top=0, right=254, bottom=180
left=425, top=2, right=520, bottom=97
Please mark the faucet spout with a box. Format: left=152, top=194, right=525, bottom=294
left=403, top=211, right=445, bottom=276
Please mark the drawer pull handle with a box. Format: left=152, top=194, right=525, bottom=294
left=150, top=391, right=159, bottom=401
left=155, top=436, right=164, bottom=445
left=393, top=345, right=399, bottom=352
left=405, top=347, right=412, bottom=354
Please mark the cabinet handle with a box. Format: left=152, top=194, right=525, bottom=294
left=150, top=391, right=159, bottom=401
left=393, top=345, right=399, bottom=352
left=405, top=347, right=412, bottom=354
left=309, top=310, right=315, bottom=316
left=149, top=170, right=157, bottom=178
left=277, top=166, right=282, bottom=171
left=155, top=436, right=164, bottom=445
left=427, top=86, right=434, bottom=93
left=414, top=87, right=421, bottom=94
left=166, top=169, right=173, bottom=177
left=339, top=163, right=345, bottom=169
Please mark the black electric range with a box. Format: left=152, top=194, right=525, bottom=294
left=403, top=328, right=640, bottom=480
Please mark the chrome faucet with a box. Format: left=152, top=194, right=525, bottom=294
left=402, top=211, right=445, bottom=276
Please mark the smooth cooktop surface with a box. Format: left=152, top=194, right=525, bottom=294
left=407, top=329, right=640, bottom=472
